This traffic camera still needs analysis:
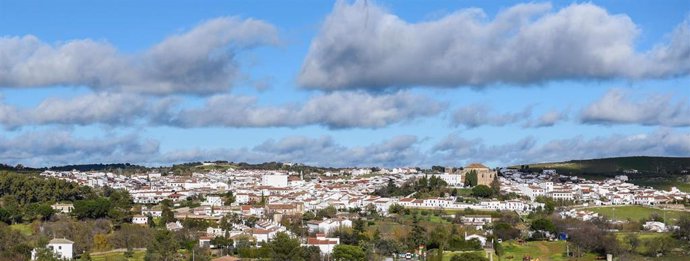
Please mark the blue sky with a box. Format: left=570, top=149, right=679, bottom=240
left=0, top=0, right=689, bottom=168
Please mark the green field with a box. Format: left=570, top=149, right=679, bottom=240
left=588, top=206, right=688, bottom=222
left=502, top=240, right=601, bottom=261
left=442, top=250, right=489, bottom=261
left=9, top=223, right=33, bottom=236
left=90, top=250, right=146, bottom=261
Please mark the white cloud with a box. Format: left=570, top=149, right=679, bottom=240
left=581, top=88, right=690, bottom=126
left=0, top=93, right=176, bottom=129
left=2, top=128, right=689, bottom=168
left=431, top=129, right=690, bottom=166
left=153, top=135, right=424, bottom=167
left=451, top=104, right=532, bottom=128
left=0, top=17, right=279, bottom=94
left=166, top=91, right=445, bottom=129
left=0, top=91, right=442, bottom=129
left=299, top=1, right=690, bottom=90
left=525, top=109, right=569, bottom=128
left=0, top=130, right=159, bottom=167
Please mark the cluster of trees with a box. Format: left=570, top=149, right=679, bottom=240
left=464, top=170, right=478, bottom=187
left=71, top=188, right=133, bottom=225
left=196, top=232, right=321, bottom=261
left=374, top=176, right=449, bottom=198
left=0, top=173, right=98, bottom=224
left=0, top=172, right=94, bottom=205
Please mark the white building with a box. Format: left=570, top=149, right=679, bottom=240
left=643, top=221, right=667, bottom=232
left=307, top=218, right=353, bottom=233
left=304, top=234, right=340, bottom=255
left=438, top=174, right=463, bottom=186
left=32, top=238, right=74, bottom=260
left=202, top=196, right=224, bottom=207
left=543, top=169, right=557, bottom=175
left=132, top=215, right=149, bottom=225
left=262, top=174, right=288, bottom=187
left=51, top=203, right=74, bottom=213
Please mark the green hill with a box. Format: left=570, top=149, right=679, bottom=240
left=511, top=156, right=690, bottom=177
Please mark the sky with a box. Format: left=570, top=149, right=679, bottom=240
left=0, top=0, right=689, bottom=168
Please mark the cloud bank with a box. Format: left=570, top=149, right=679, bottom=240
left=299, top=1, right=690, bottom=90
left=0, top=91, right=443, bottom=129
left=0, top=17, right=279, bottom=94
left=3, top=128, right=690, bottom=168
left=581, top=88, right=690, bottom=127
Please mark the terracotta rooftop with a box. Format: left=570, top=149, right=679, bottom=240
left=466, top=163, right=489, bottom=169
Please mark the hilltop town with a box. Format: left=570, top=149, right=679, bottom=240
left=0, top=161, right=687, bottom=261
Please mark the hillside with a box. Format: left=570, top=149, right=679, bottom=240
left=511, top=156, right=690, bottom=177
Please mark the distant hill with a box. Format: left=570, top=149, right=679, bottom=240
left=511, top=156, right=690, bottom=177
left=47, top=163, right=149, bottom=172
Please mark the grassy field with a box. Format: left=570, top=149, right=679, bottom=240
left=501, top=240, right=601, bottom=261
left=588, top=206, right=688, bottom=222
left=90, top=250, right=146, bottom=261
left=9, top=223, right=33, bottom=236
left=442, top=250, right=489, bottom=261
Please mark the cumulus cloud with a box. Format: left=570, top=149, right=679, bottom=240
left=581, top=88, right=690, bottom=126
left=524, top=109, right=569, bottom=128
left=164, top=91, right=445, bottom=129
left=0, top=93, right=175, bottom=129
left=2, top=128, right=690, bottom=168
left=431, top=129, right=690, bottom=166
left=451, top=104, right=531, bottom=128
left=0, top=91, right=442, bottom=129
left=147, top=135, right=424, bottom=167
left=0, top=17, right=279, bottom=94
left=0, top=130, right=160, bottom=166
left=299, top=1, right=690, bottom=90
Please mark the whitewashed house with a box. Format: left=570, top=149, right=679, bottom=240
left=132, top=215, right=149, bottom=225
left=32, top=238, right=74, bottom=260
left=303, top=234, right=340, bottom=255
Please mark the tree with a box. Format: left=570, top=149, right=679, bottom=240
left=145, top=230, right=179, bottom=261
left=450, top=252, right=488, bottom=261
left=493, top=241, right=504, bottom=257
left=33, top=248, right=62, bottom=261
left=493, top=222, right=520, bottom=241
left=0, top=208, right=11, bottom=224
left=223, top=191, right=236, bottom=206
left=332, top=244, right=365, bottom=261
left=211, top=236, right=233, bottom=256
left=471, top=185, right=493, bottom=198
left=301, top=246, right=321, bottom=261
left=464, top=170, right=478, bottom=187
left=316, top=206, right=337, bottom=219
left=490, top=175, right=500, bottom=195
left=534, top=196, right=555, bottom=214
left=673, top=215, right=690, bottom=240
left=93, top=233, right=111, bottom=251
left=408, top=217, right=427, bottom=249
left=160, top=204, right=176, bottom=225
left=624, top=233, right=640, bottom=252
left=265, top=232, right=303, bottom=261
left=388, top=204, right=405, bottom=214
left=643, top=236, right=675, bottom=256
left=531, top=218, right=556, bottom=234
left=72, top=197, right=112, bottom=219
